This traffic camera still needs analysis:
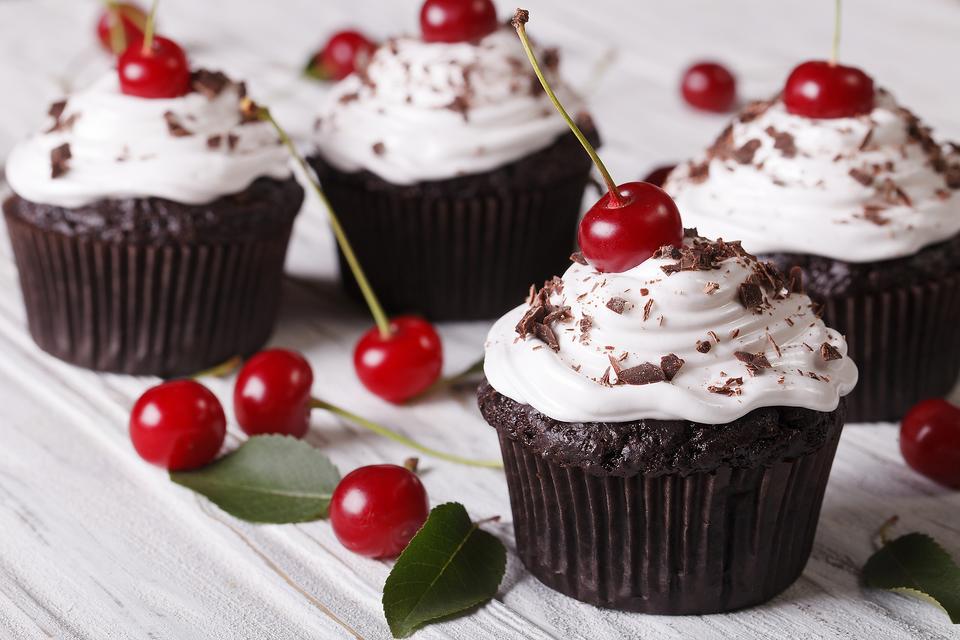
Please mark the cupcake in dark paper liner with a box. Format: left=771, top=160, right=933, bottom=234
left=3, top=69, right=303, bottom=376
left=478, top=232, right=857, bottom=614
left=309, top=16, right=597, bottom=321
left=665, top=87, right=960, bottom=422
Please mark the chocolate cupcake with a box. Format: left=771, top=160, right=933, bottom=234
left=665, top=90, right=960, bottom=422
left=478, top=232, right=857, bottom=613
left=3, top=70, right=303, bottom=376
left=309, top=19, right=596, bottom=321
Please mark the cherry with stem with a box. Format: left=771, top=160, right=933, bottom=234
left=513, top=9, right=682, bottom=274
left=117, top=0, right=191, bottom=98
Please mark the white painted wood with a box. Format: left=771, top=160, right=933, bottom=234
left=0, top=1, right=958, bottom=638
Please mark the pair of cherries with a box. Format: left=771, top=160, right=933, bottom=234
left=130, top=348, right=432, bottom=558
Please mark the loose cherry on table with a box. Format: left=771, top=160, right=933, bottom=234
left=420, top=0, right=498, bottom=43
left=96, top=2, right=147, bottom=54
left=129, top=380, right=227, bottom=471
left=642, top=164, right=677, bottom=189
left=329, top=464, right=430, bottom=558
left=354, top=316, right=444, bottom=404
left=118, top=35, right=191, bottom=98
left=307, top=30, right=376, bottom=81
left=234, top=349, right=314, bottom=438
left=680, top=62, right=737, bottom=113
left=783, top=60, right=874, bottom=119
left=900, top=399, right=960, bottom=489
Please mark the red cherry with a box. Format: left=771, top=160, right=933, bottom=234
left=118, top=36, right=191, bottom=99
left=354, top=316, right=443, bottom=404
left=577, top=182, right=684, bottom=273
left=129, top=380, right=226, bottom=471
left=329, top=464, right=429, bottom=558
left=234, top=349, right=314, bottom=439
left=642, top=164, right=677, bottom=189
left=783, top=60, right=874, bottom=119
left=307, top=30, right=377, bottom=81
left=420, top=0, right=498, bottom=43
left=900, top=399, right=960, bottom=489
left=96, top=2, right=147, bottom=54
left=681, top=62, right=737, bottom=113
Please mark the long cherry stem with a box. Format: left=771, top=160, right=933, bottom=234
left=141, top=0, right=159, bottom=54
left=830, top=0, right=842, bottom=65
left=310, top=398, right=503, bottom=469
left=246, top=100, right=392, bottom=338
left=512, top=9, right=623, bottom=206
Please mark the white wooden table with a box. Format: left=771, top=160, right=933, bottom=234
left=1, top=1, right=958, bottom=638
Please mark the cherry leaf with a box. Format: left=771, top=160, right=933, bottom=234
left=170, top=435, right=340, bottom=523
left=382, top=502, right=506, bottom=638
left=863, top=532, right=960, bottom=623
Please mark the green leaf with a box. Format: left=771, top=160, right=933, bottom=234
left=170, top=435, right=340, bottom=524
left=863, top=533, right=960, bottom=624
left=382, top=502, right=506, bottom=638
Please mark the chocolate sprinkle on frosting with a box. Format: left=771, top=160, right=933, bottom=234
left=820, top=342, right=842, bottom=362
left=569, top=251, right=587, bottom=265
left=696, top=340, right=712, bottom=354
left=733, top=139, right=762, bottom=164
left=50, top=143, right=71, bottom=179
left=606, top=297, right=627, bottom=314
left=708, top=377, right=744, bottom=396
left=738, top=282, right=764, bottom=312
left=660, top=354, right=684, bottom=381
left=190, top=69, right=231, bottom=99
left=163, top=111, right=192, bottom=137
left=765, top=126, right=797, bottom=158
left=734, top=351, right=773, bottom=375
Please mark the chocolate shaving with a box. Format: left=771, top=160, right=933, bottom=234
left=738, top=282, right=764, bottom=312
left=569, top=251, right=587, bottom=265
left=445, top=95, right=470, bottom=122
left=738, top=99, right=773, bottom=123
left=696, top=340, right=712, bottom=354
left=765, top=127, right=797, bottom=158
left=227, top=133, right=240, bottom=151
left=163, top=111, right=193, bottom=137
left=578, top=314, right=592, bottom=343
left=703, top=282, right=720, bottom=295
left=859, top=127, right=874, bottom=151
left=619, top=362, right=666, bottom=386
left=206, top=135, right=222, bottom=149
left=642, top=298, right=654, bottom=321
left=849, top=168, right=874, bottom=186
left=708, top=377, right=744, bottom=396
left=861, top=205, right=890, bottom=226
left=372, top=142, right=386, bottom=156
left=48, top=100, right=66, bottom=121
left=190, top=69, right=231, bottom=98
left=660, top=354, right=684, bottom=381
left=606, top=297, right=627, bottom=314
left=820, top=342, right=842, bottom=362
left=877, top=178, right=912, bottom=207
left=788, top=266, right=804, bottom=294
left=735, top=351, right=772, bottom=375
left=733, top=139, right=762, bottom=164
left=45, top=100, right=79, bottom=133
left=533, top=324, right=560, bottom=352
left=688, top=161, right=710, bottom=184
left=50, top=143, right=71, bottom=179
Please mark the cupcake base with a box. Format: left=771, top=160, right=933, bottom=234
left=767, top=234, right=960, bottom=422
left=3, top=177, right=303, bottom=376
left=479, top=384, right=845, bottom=614
left=308, top=124, right=598, bottom=321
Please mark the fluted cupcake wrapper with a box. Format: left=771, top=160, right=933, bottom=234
left=4, top=211, right=294, bottom=376
left=312, top=163, right=592, bottom=322
left=818, top=272, right=960, bottom=422
left=496, top=421, right=843, bottom=614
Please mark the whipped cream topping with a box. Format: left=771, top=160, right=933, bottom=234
left=313, top=26, right=578, bottom=184
left=5, top=71, right=291, bottom=208
left=484, top=233, right=857, bottom=424
left=665, top=91, right=960, bottom=262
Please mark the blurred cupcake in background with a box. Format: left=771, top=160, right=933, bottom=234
left=309, top=0, right=598, bottom=321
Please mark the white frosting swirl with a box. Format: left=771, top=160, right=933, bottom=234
left=665, top=91, right=960, bottom=262
left=5, top=73, right=291, bottom=207
left=313, top=26, right=577, bottom=184
left=484, top=237, right=857, bottom=424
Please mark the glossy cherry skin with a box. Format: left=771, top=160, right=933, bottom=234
left=783, top=60, right=874, bottom=119
left=681, top=62, right=736, bottom=113
left=96, top=2, right=147, bottom=54
left=329, top=464, right=430, bottom=558
left=354, top=316, right=443, bottom=404
left=420, top=0, right=498, bottom=43
left=900, top=399, right=960, bottom=489
left=309, top=30, right=376, bottom=81
left=234, top=349, right=314, bottom=439
left=129, top=380, right=226, bottom=471
left=118, top=36, right=191, bottom=99
left=642, top=164, right=677, bottom=188
left=577, top=182, right=684, bottom=273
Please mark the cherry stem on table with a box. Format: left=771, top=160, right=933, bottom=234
left=874, top=514, right=899, bottom=549
left=414, top=357, right=484, bottom=399
left=141, top=0, right=159, bottom=54
left=310, top=398, right=503, bottom=469
left=249, top=101, right=392, bottom=338
left=830, top=0, right=842, bottom=65
left=189, top=356, right=243, bottom=380
left=512, top=9, right=623, bottom=206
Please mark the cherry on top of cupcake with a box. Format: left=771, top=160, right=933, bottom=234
left=117, top=1, right=191, bottom=99
left=96, top=2, right=148, bottom=55
left=783, top=0, right=874, bottom=119
left=420, top=0, right=499, bottom=43
left=512, top=9, right=683, bottom=274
